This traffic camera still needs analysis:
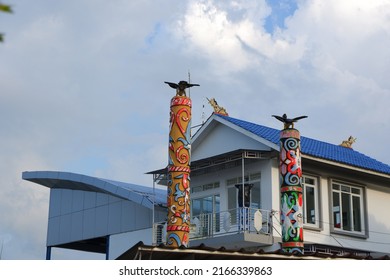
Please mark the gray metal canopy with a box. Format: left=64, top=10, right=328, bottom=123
left=22, top=171, right=167, bottom=208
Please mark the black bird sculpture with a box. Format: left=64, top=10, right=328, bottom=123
left=164, top=80, right=200, bottom=96
left=272, top=113, right=308, bottom=129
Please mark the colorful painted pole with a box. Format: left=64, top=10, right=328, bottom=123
left=165, top=81, right=198, bottom=248
left=273, top=114, right=307, bottom=254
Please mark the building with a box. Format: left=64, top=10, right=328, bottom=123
left=22, top=171, right=167, bottom=259
left=23, top=113, right=390, bottom=259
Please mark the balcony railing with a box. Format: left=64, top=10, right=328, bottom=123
left=153, top=208, right=272, bottom=245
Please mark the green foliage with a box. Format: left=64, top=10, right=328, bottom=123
left=0, top=2, right=13, bottom=42
left=0, top=3, right=12, bottom=13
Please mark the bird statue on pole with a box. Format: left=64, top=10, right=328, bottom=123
left=164, top=81, right=200, bottom=97
left=272, top=114, right=308, bottom=129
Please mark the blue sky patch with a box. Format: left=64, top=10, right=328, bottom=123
left=264, top=0, right=298, bottom=34
left=145, top=22, right=162, bottom=47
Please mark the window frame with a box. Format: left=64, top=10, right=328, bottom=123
left=302, top=175, right=320, bottom=228
left=330, top=180, right=367, bottom=238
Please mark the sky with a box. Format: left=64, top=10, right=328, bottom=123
left=1, top=0, right=390, bottom=259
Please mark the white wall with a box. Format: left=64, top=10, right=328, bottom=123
left=192, top=123, right=270, bottom=161
left=109, top=228, right=153, bottom=259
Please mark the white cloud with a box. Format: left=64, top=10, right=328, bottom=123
left=176, top=0, right=311, bottom=76
left=0, top=151, right=50, bottom=259
left=286, top=0, right=390, bottom=83
left=173, top=0, right=390, bottom=163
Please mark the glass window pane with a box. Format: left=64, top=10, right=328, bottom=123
left=333, top=184, right=340, bottom=190
left=333, top=192, right=341, bottom=228
left=351, top=187, right=360, bottom=194
left=203, top=196, right=213, bottom=213
left=228, top=187, right=237, bottom=224
left=305, top=177, right=315, bottom=185
left=352, top=196, right=362, bottom=232
left=341, top=185, right=350, bottom=192
left=250, top=172, right=261, bottom=181
left=251, top=181, right=260, bottom=209
left=214, top=195, right=220, bottom=232
left=305, top=186, right=316, bottom=224
left=192, top=196, right=214, bottom=215
left=214, top=195, right=220, bottom=212
left=192, top=199, right=201, bottom=216
left=228, top=187, right=237, bottom=210
left=341, top=193, right=351, bottom=231
left=226, top=178, right=237, bottom=186
left=192, top=186, right=202, bottom=193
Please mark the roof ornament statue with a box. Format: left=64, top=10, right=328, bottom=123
left=272, top=113, right=308, bottom=129
left=207, top=97, right=228, bottom=116
left=164, top=80, right=200, bottom=97
left=339, top=136, right=357, bottom=149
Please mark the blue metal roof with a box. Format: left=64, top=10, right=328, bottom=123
left=218, top=115, right=390, bottom=175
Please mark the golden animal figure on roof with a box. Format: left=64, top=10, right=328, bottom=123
left=340, top=136, right=357, bottom=149
left=207, top=97, right=228, bottom=116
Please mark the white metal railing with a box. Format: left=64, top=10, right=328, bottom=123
left=153, top=208, right=272, bottom=244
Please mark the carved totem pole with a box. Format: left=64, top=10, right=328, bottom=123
left=273, top=114, right=307, bottom=254
left=164, top=80, right=199, bottom=247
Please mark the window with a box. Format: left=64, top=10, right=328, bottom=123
left=191, top=180, right=221, bottom=235
left=227, top=173, right=261, bottom=224
left=227, top=173, right=261, bottom=209
left=332, top=182, right=365, bottom=234
left=192, top=195, right=220, bottom=234
left=302, top=175, right=319, bottom=227
left=192, top=195, right=220, bottom=216
left=226, top=172, right=261, bottom=187
left=191, top=181, right=220, bottom=193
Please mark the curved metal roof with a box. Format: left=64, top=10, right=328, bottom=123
left=22, top=171, right=167, bottom=208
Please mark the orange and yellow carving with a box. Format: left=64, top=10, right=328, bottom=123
left=166, top=96, right=192, bottom=247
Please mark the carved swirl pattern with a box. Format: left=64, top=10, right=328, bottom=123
left=279, top=129, right=304, bottom=254
left=283, top=137, right=299, bottom=150
left=166, top=96, right=192, bottom=248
